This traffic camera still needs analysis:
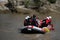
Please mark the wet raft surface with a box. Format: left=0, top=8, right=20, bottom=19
left=0, top=13, right=60, bottom=40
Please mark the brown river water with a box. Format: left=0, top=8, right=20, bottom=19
left=0, top=12, right=60, bottom=40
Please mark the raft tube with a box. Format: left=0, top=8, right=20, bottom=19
left=20, top=25, right=46, bottom=34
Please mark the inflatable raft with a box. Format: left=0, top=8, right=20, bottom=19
left=20, top=25, right=54, bottom=34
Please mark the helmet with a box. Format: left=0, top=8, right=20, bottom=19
left=47, top=17, right=49, bottom=19
left=49, top=16, right=52, bottom=19
left=43, top=27, right=50, bottom=32
left=46, top=16, right=52, bottom=19
left=25, top=16, right=30, bottom=19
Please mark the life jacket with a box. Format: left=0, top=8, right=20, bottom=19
left=38, top=20, right=43, bottom=28
left=40, top=20, right=43, bottom=25
left=46, top=19, right=51, bottom=24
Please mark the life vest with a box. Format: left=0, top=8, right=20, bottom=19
left=37, top=20, right=43, bottom=28
left=46, top=19, right=51, bottom=24
left=40, top=20, right=43, bottom=25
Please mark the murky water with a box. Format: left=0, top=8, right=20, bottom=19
left=0, top=13, right=60, bottom=40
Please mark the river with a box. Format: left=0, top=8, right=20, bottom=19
left=0, top=12, right=60, bottom=40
